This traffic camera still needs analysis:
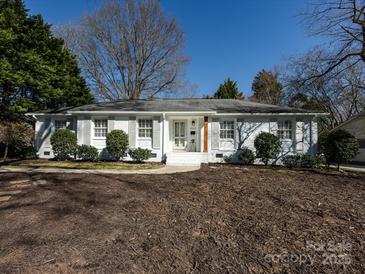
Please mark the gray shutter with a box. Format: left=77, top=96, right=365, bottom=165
left=236, top=118, right=244, bottom=150
left=128, top=116, right=136, bottom=148
left=152, top=116, right=160, bottom=149
left=108, top=117, right=115, bottom=132
left=269, top=118, right=278, bottom=135
left=43, top=118, right=52, bottom=147
left=84, top=117, right=91, bottom=145
left=211, top=118, right=220, bottom=150
left=67, top=117, right=76, bottom=131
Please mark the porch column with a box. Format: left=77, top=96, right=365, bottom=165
left=203, top=116, right=208, bottom=152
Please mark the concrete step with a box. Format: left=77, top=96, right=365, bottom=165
left=166, top=152, right=208, bottom=165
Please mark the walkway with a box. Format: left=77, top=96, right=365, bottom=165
left=0, top=165, right=201, bottom=175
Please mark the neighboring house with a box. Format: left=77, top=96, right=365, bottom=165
left=27, top=99, right=325, bottom=165
left=334, top=111, right=365, bottom=164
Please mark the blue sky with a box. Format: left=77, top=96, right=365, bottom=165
left=24, top=0, right=322, bottom=97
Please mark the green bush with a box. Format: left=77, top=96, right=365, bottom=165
left=300, top=154, right=323, bottom=168
left=77, top=145, right=99, bottom=161
left=106, top=130, right=129, bottom=160
left=223, top=154, right=233, bottom=163
left=50, top=129, right=77, bottom=160
left=128, top=147, right=152, bottom=163
left=282, top=154, right=323, bottom=169
left=320, top=129, right=359, bottom=168
left=238, top=148, right=255, bottom=165
left=254, top=132, right=281, bottom=165
left=20, top=146, right=38, bottom=160
left=282, top=154, right=302, bottom=168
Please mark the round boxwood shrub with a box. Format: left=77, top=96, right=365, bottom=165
left=106, top=130, right=129, bottom=160
left=77, top=145, right=99, bottom=161
left=223, top=154, right=233, bottom=163
left=128, top=147, right=152, bottom=163
left=321, top=129, right=359, bottom=168
left=254, top=132, right=281, bottom=165
left=238, top=147, right=255, bottom=165
left=50, top=129, right=77, bottom=160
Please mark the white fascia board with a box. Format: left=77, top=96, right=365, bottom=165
left=68, top=111, right=217, bottom=115
left=25, top=113, right=72, bottom=116
left=214, top=112, right=329, bottom=116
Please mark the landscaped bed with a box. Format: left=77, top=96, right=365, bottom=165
left=0, top=165, right=364, bottom=273
left=1, top=159, right=163, bottom=170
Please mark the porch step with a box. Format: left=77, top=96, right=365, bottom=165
left=166, top=152, right=208, bottom=166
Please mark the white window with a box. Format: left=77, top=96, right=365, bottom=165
left=138, top=119, right=153, bottom=138
left=278, top=120, right=293, bottom=140
left=94, top=119, right=108, bottom=137
left=55, top=120, right=67, bottom=129
left=220, top=120, right=234, bottom=139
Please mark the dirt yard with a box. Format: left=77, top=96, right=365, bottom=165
left=0, top=165, right=364, bottom=273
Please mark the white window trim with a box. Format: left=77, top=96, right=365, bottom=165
left=137, top=118, right=153, bottom=140
left=277, top=119, right=294, bottom=141
left=54, top=119, right=68, bottom=130
left=219, top=119, right=235, bottom=141
left=93, top=118, right=108, bottom=139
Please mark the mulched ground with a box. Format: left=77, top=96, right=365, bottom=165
left=0, top=165, right=364, bottom=273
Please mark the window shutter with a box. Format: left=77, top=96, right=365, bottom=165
left=128, top=116, right=136, bottom=148
left=211, top=118, right=219, bottom=150
left=152, top=116, right=160, bottom=149
left=108, top=117, right=115, bottom=132
left=84, top=117, right=91, bottom=145
left=44, top=118, right=52, bottom=147
left=295, top=119, right=304, bottom=152
left=236, top=118, right=244, bottom=149
left=269, top=118, right=278, bottom=135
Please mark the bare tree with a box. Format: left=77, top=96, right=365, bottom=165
left=55, top=0, right=187, bottom=100
left=284, top=48, right=365, bottom=128
left=301, top=0, right=365, bottom=79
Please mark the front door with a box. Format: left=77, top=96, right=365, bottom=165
left=174, top=121, right=186, bottom=149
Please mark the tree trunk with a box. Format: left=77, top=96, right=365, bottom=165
left=2, top=144, right=8, bottom=163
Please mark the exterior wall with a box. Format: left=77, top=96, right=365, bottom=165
left=337, top=115, right=365, bottom=163
left=34, top=113, right=319, bottom=165
left=207, top=115, right=317, bottom=163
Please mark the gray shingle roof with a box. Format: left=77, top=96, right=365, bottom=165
left=32, top=99, right=320, bottom=114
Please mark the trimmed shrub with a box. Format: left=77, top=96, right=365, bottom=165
left=238, top=148, right=255, bottom=165
left=20, top=146, right=38, bottom=160
left=321, top=129, right=359, bottom=168
left=128, top=147, right=152, bottom=163
left=282, top=154, right=324, bottom=169
left=254, top=132, right=281, bottom=165
left=282, top=154, right=302, bottom=168
left=106, top=130, right=129, bottom=160
left=77, top=145, right=99, bottom=161
left=50, top=129, right=77, bottom=160
left=300, top=154, right=323, bottom=168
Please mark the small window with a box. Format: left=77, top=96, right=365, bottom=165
left=220, top=120, right=234, bottom=139
left=55, top=120, right=67, bottom=129
left=138, top=119, right=153, bottom=138
left=278, top=120, right=292, bottom=140
left=94, top=119, right=108, bottom=137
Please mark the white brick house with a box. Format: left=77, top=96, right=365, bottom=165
left=28, top=99, right=326, bottom=165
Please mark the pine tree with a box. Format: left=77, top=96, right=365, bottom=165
left=0, top=0, right=92, bottom=120
left=251, top=70, right=283, bottom=105
left=212, top=78, right=244, bottom=99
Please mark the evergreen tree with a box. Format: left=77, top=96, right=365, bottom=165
left=251, top=70, right=283, bottom=105
left=0, top=0, right=92, bottom=120
left=212, top=78, right=244, bottom=99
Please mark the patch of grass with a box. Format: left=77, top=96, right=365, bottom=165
left=5, top=160, right=163, bottom=170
